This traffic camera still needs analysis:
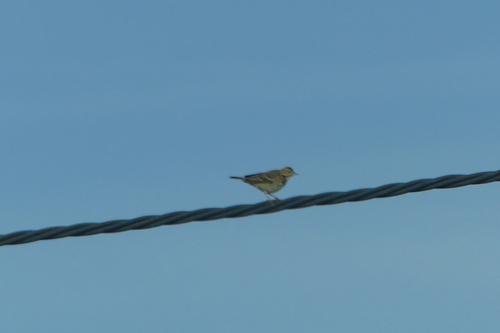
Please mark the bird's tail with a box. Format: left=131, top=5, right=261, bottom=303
left=229, top=176, right=242, bottom=179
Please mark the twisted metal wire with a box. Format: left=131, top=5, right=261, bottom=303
left=1, top=169, right=500, bottom=247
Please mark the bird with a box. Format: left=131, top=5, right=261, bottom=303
left=230, top=167, right=297, bottom=204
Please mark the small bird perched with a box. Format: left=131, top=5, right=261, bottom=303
left=230, top=167, right=297, bottom=204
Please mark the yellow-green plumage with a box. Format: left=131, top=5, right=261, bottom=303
left=230, top=167, right=297, bottom=203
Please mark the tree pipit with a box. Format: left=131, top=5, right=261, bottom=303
left=230, top=167, right=297, bottom=204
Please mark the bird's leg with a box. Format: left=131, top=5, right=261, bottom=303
left=268, top=193, right=281, bottom=201
left=263, top=192, right=275, bottom=205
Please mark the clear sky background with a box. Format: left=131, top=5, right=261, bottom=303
left=1, top=1, right=500, bottom=332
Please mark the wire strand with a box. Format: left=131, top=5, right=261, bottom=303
left=1, top=169, right=499, bottom=247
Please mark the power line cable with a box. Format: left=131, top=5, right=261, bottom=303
left=1, top=169, right=499, bottom=247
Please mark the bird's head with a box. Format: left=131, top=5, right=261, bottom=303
left=281, top=167, right=298, bottom=178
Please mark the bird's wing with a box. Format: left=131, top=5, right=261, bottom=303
left=242, top=172, right=278, bottom=184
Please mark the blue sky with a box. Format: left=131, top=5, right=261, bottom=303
left=2, top=0, right=500, bottom=332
